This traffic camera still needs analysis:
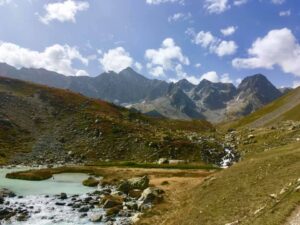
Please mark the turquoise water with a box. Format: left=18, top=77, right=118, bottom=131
left=0, top=168, right=93, bottom=195
left=0, top=168, right=105, bottom=225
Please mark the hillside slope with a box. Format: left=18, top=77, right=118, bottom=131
left=151, top=142, right=300, bottom=225
left=230, top=86, right=300, bottom=128
left=139, top=119, right=300, bottom=225
left=0, top=76, right=229, bottom=166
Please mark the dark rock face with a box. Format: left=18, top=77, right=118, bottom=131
left=167, top=84, right=204, bottom=119
left=191, top=79, right=237, bottom=110
left=227, top=74, right=283, bottom=117
left=237, top=74, right=282, bottom=105
left=175, top=79, right=196, bottom=92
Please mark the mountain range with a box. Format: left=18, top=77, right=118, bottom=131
left=0, top=63, right=284, bottom=122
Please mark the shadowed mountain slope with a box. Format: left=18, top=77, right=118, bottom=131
left=0, top=76, right=227, bottom=166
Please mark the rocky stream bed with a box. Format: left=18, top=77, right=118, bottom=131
left=0, top=169, right=163, bottom=225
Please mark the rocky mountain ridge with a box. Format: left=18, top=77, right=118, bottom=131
left=0, top=63, right=283, bottom=122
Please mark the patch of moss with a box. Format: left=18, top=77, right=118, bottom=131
left=87, top=161, right=219, bottom=170
left=6, top=170, right=52, bottom=181
left=82, top=177, right=99, bottom=187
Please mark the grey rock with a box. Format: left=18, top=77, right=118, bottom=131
left=138, top=187, right=164, bottom=208
left=0, top=196, right=4, bottom=204
left=78, top=206, right=90, bottom=212
left=89, top=213, right=103, bottom=222
left=117, top=176, right=149, bottom=193
left=60, top=192, right=67, bottom=200
left=0, top=188, right=16, bottom=198
left=103, top=199, right=122, bottom=209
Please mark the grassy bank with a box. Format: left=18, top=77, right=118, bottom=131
left=86, top=161, right=219, bottom=170
left=144, top=141, right=300, bottom=225
left=5, top=163, right=218, bottom=181
left=6, top=170, right=53, bottom=181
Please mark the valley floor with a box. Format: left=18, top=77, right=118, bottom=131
left=138, top=123, right=300, bottom=225
left=136, top=171, right=212, bottom=225
left=1, top=166, right=214, bottom=225
left=3, top=134, right=300, bottom=225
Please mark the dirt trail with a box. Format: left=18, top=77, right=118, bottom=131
left=136, top=171, right=213, bottom=225
left=249, top=90, right=300, bottom=128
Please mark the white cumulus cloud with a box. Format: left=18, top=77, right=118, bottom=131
left=232, top=28, right=300, bottom=77
left=134, top=62, right=143, bottom=72
left=168, top=12, right=191, bottom=23
left=220, top=73, right=233, bottom=83
left=174, top=64, right=202, bottom=85
left=293, top=81, right=300, bottom=88
left=234, top=0, right=247, bottom=6
left=195, top=63, right=202, bottom=68
left=146, top=0, right=184, bottom=5
left=145, top=38, right=190, bottom=77
left=99, top=47, right=135, bottom=73
left=204, top=0, right=248, bottom=14
left=235, top=78, right=242, bottom=85
left=148, top=66, right=165, bottom=77
left=200, top=71, right=233, bottom=83
left=39, top=0, right=89, bottom=24
left=221, top=26, right=237, bottom=36
left=279, top=10, right=291, bottom=17
left=201, top=71, right=220, bottom=82
left=0, top=0, right=10, bottom=5
left=193, top=31, right=216, bottom=48
left=0, top=41, right=89, bottom=76
left=212, top=40, right=238, bottom=57
left=271, top=0, right=285, bottom=4
left=189, top=29, right=238, bottom=57
left=204, top=0, right=230, bottom=14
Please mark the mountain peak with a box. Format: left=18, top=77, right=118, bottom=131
left=237, top=73, right=282, bottom=105
left=199, top=79, right=212, bottom=85
left=238, top=74, right=273, bottom=91
left=176, top=78, right=189, bottom=84
left=175, top=79, right=195, bottom=92
left=119, top=67, right=136, bottom=74
left=238, top=74, right=269, bottom=88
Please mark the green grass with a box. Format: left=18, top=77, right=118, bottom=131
left=6, top=170, right=53, bottom=181
left=86, top=161, right=219, bottom=170
left=280, top=103, right=300, bottom=121
left=5, top=164, right=215, bottom=182
left=5, top=167, right=96, bottom=181
left=82, top=177, right=99, bottom=187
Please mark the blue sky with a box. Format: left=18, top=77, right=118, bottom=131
left=0, top=0, right=299, bottom=88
